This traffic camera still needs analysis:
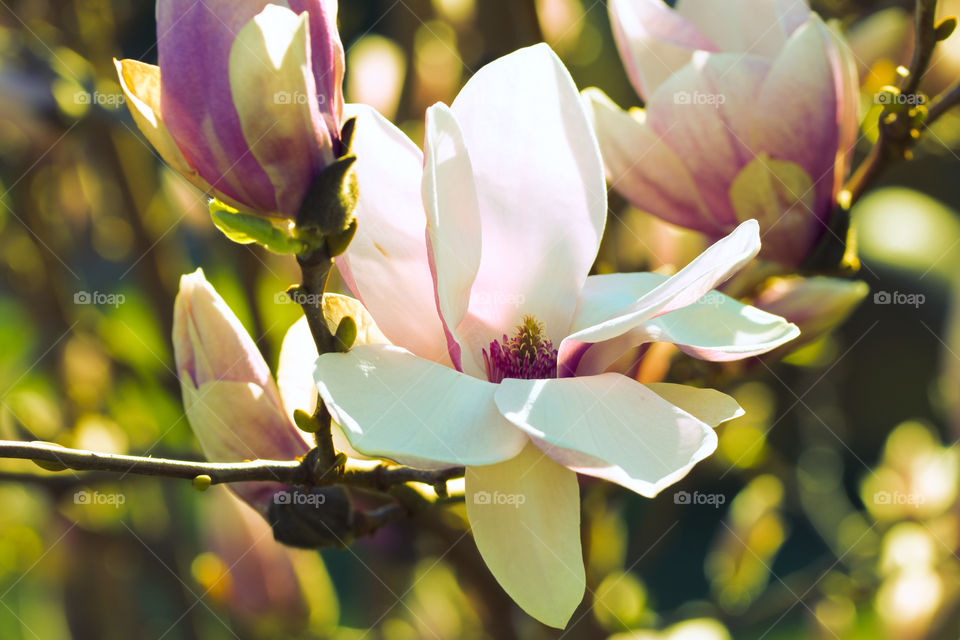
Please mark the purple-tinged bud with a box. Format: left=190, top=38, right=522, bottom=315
left=173, top=269, right=310, bottom=515
left=116, top=0, right=345, bottom=219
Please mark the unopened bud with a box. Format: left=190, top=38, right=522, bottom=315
left=33, top=459, right=68, bottom=472
left=936, top=16, right=957, bottom=41
left=334, top=316, right=357, bottom=352
left=293, top=408, right=321, bottom=433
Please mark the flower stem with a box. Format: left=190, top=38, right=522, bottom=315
left=295, top=246, right=339, bottom=469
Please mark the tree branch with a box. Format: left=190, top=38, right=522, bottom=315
left=0, top=440, right=464, bottom=490
left=925, top=78, right=960, bottom=124
left=843, top=0, right=940, bottom=207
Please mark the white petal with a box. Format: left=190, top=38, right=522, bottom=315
left=559, top=221, right=761, bottom=374
left=278, top=298, right=390, bottom=420
left=495, top=374, right=718, bottom=497
left=275, top=316, right=355, bottom=459
left=422, top=103, right=483, bottom=375
left=466, top=443, right=584, bottom=628
left=451, top=44, right=606, bottom=348
left=277, top=316, right=319, bottom=419
left=336, top=103, right=450, bottom=364
left=314, top=344, right=527, bottom=467
left=574, top=281, right=800, bottom=375
left=569, top=272, right=669, bottom=335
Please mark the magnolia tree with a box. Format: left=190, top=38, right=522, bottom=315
left=3, top=0, right=960, bottom=634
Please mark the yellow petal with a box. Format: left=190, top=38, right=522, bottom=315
left=114, top=58, right=212, bottom=194
left=644, top=383, right=744, bottom=427
left=465, top=442, right=585, bottom=628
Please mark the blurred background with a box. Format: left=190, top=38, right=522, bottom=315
left=1, top=0, right=960, bottom=638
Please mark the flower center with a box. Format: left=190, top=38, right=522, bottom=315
left=483, top=315, right=558, bottom=384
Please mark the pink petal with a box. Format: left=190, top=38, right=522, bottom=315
left=645, top=51, right=772, bottom=227
left=584, top=88, right=719, bottom=236
left=450, top=44, right=606, bottom=348
left=608, top=0, right=717, bottom=100
left=675, top=0, right=808, bottom=57
left=335, top=104, right=451, bottom=364
left=289, top=0, right=344, bottom=134
left=173, top=268, right=277, bottom=400
left=422, top=103, right=483, bottom=375
left=749, top=16, right=852, bottom=223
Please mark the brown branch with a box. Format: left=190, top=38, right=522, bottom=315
left=0, top=439, right=465, bottom=490
left=925, top=78, right=960, bottom=124
left=843, top=0, right=940, bottom=207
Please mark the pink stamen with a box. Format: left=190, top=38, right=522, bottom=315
left=482, top=316, right=558, bottom=384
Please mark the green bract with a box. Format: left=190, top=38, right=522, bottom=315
left=209, top=199, right=309, bottom=255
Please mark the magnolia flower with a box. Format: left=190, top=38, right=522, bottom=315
left=312, top=44, right=799, bottom=627
left=115, top=0, right=344, bottom=218
left=173, top=268, right=312, bottom=515
left=586, top=0, right=859, bottom=266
